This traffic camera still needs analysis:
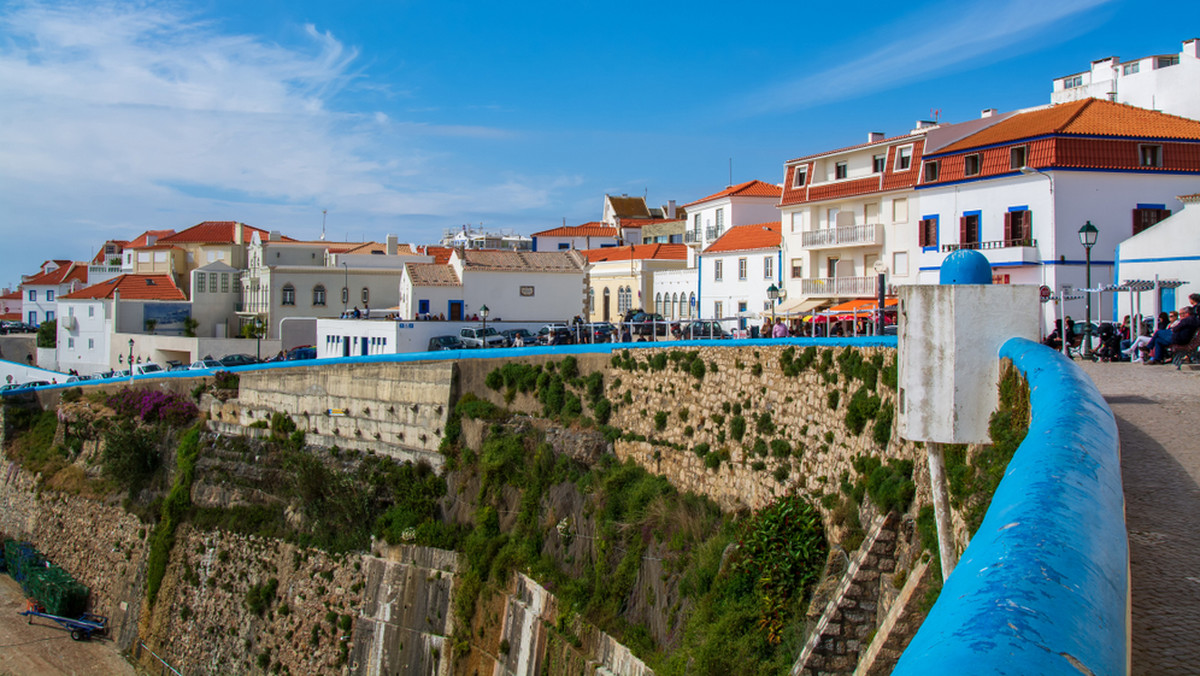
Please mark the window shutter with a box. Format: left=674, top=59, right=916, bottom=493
left=959, top=216, right=968, bottom=244
left=1003, top=212, right=1013, bottom=242
left=1022, top=211, right=1032, bottom=241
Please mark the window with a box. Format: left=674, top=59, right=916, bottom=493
left=873, top=154, right=886, bottom=173
left=895, top=146, right=913, bottom=170
left=656, top=293, right=664, bottom=315
left=558, top=242, right=570, bottom=250
left=27, top=311, right=36, bottom=324
left=588, top=288, right=594, bottom=313
left=1139, top=144, right=1162, bottom=167
left=960, top=212, right=981, bottom=246
left=714, top=301, right=723, bottom=319
left=923, top=161, right=940, bottom=182
left=738, top=301, right=748, bottom=314
left=1122, top=62, right=1140, bottom=75
left=791, top=259, right=803, bottom=279
left=341, top=287, right=348, bottom=304
left=46, top=290, right=54, bottom=302
left=88, top=306, right=94, bottom=317
left=306, top=285, right=323, bottom=307
left=1133, top=205, right=1171, bottom=235
left=362, top=288, right=369, bottom=305
left=918, top=216, right=939, bottom=249
left=27, top=290, right=35, bottom=301
left=1063, top=74, right=1083, bottom=88
left=67, top=338, right=74, bottom=349
left=88, top=338, right=94, bottom=349
left=45, top=311, right=54, bottom=322
left=1156, top=55, right=1179, bottom=68
left=834, top=161, right=848, bottom=179
left=826, top=258, right=839, bottom=278
left=209, top=273, right=218, bottom=291
left=281, top=284, right=296, bottom=306
left=1009, top=146, right=1027, bottom=170
left=964, top=154, right=981, bottom=176
left=1005, top=209, right=1033, bottom=244
left=196, top=274, right=205, bottom=293
left=893, top=251, right=909, bottom=277
left=892, top=198, right=908, bottom=223
left=714, top=260, right=723, bottom=281
left=221, top=274, right=229, bottom=293
left=792, top=165, right=808, bottom=187
left=715, top=208, right=725, bottom=233
left=763, top=256, right=773, bottom=279
left=738, top=258, right=747, bottom=280
left=688, top=293, right=696, bottom=318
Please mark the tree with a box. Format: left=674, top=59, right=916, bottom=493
left=182, top=317, right=199, bottom=338
left=36, top=319, right=56, bottom=348
left=144, top=318, right=158, bottom=334
left=240, top=316, right=267, bottom=340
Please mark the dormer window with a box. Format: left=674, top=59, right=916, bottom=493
left=1063, top=74, right=1084, bottom=88
left=1156, top=55, right=1179, bottom=68
left=872, top=154, right=886, bottom=173
left=895, top=146, right=913, bottom=170
left=964, top=154, right=981, bottom=177
left=1010, top=146, right=1028, bottom=170
left=1139, top=144, right=1162, bottom=167
left=792, top=166, right=808, bottom=188
left=834, top=161, right=848, bottom=179
left=923, top=161, right=940, bottom=182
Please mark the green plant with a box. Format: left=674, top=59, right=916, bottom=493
left=729, top=416, right=746, bottom=442
left=654, top=411, right=668, bottom=431
left=182, top=316, right=199, bottom=337
left=827, top=390, right=840, bottom=411
left=245, top=577, right=279, bottom=616
left=36, top=319, right=57, bottom=348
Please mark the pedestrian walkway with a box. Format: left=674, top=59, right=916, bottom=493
left=1077, top=361, right=1200, bottom=676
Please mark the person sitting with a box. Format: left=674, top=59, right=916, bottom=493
left=352, top=306, right=361, bottom=319
left=1148, top=306, right=1200, bottom=364
left=1095, top=323, right=1123, bottom=362
left=1124, top=324, right=1154, bottom=362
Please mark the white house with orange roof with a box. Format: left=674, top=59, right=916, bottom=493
left=56, top=274, right=187, bottom=375
left=531, top=222, right=621, bottom=251
left=1, top=288, right=22, bottom=323
left=695, top=222, right=783, bottom=332
left=915, top=98, right=1200, bottom=328
left=135, top=221, right=283, bottom=295
left=601, top=193, right=683, bottom=244
left=682, top=180, right=782, bottom=251
left=1052, top=38, right=1200, bottom=121
left=581, top=244, right=689, bottom=322
left=20, top=260, right=89, bottom=326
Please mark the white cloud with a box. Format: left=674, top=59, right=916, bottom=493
left=0, top=1, right=571, bottom=278
left=738, top=0, right=1117, bottom=117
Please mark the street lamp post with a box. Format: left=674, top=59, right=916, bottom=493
left=342, top=262, right=349, bottom=316
left=873, top=260, right=888, bottom=336
left=766, top=284, right=779, bottom=329
left=128, top=339, right=134, bottom=383
left=479, top=304, right=490, bottom=348
left=1079, top=221, right=1098, bottom=359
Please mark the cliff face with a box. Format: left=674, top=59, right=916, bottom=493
left=0, top=343, right=947, bottom=675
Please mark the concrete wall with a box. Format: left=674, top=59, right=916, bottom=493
left=893, top=338, right=1127, bottom=675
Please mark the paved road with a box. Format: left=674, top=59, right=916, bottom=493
left=1077, top=361, right=1200, bottom=676
left=0, top=575, right=135, bottom=676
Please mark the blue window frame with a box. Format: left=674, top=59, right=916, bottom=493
left=418, top=299, right=430, bottom=315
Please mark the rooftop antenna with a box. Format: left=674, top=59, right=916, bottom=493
left=320, top=209, right=327, bottom=240
left=728, top=158, right=733, bottom=187
left=930, top=108, right=941, bottom=123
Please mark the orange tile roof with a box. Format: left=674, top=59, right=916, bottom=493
left=405, top=263, right=461, bottom=287
left=129, top=229, right=176, bottom=247
left=606, top=195, right=651, bottom=219
left=1, top=290, right=21, bottom=300
left=421, top=246, right=454, bottom=264
left=937, top=99, right=1200, bottom=154
left=580, top=243, right=688, bottom=263
left=703, top=222, right=781, bottom=254
left=683, top=180, right=783, bottom=207
left=461, top=250, right=584, bottom=272
left=787, top=132, right=925, bottom=164
left=532, top=222, right=619, bottom=238
left=0, top=312, right=19, bottom=322
left=60, top=274, right=185, bottom=301
left=156, top=221, right=280, bottom=245
left=617, top=218, right=679, bottom=229
left=23, top=262, right=87, bottom=287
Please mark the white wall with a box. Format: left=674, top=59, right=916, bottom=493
left=687, top=196, right=780, bottom=249
left=699, top=249, right=782, bottom=328
left=534, top=234, right=618, bottom=252
left=1115, top=198, right=1200, bottom=320
left=652, top=268, right=698, bottom=320
left=317, top=319, right=550, bottom=357
left=56, top=299, right=111, bottom=375
left=1052, top=40, right=1200, bottom=121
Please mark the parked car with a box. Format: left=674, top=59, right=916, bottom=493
left=286, top=346, right=317, bottom=361
left=428, top=335, right=465, bottom=351
left=624, top=310, right=668, bottom=336
left=459, top=326, right=507, bottom=349
left=133, top=363, right=164, bottom=376
left=501, top=328, right=536, bottom=347
left=24, top=380, right=50, bottom=388
left=674, top=321, right=730, bottom=340
left=189, top=358, right=224, bottom=370
left=219, top=353, right=259, bottom=367
left=0, top=383, right=24, bottom=392
left=537, top=324, right=575, bottom=346
left=166, top=362, right=190, bottom=372
left=581, top=322, right=616, bottom=343
left=64, top=374, right=90, bottom=383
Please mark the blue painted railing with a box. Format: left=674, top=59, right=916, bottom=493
left=893, top=337, right=1127, bottom=676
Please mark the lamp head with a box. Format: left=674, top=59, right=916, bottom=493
left=1078, top=221, right=1099, bottom=247
left=767, top=284, right=779, bottom=300
left=479, top=304, right=490, bottom=318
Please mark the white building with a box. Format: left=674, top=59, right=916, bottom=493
left=399, top=249, right=587, bottom=322
left=582, top=244, right=690, bottom=322
left=531, top=222, right=620, bottom=252
left=20, top=260, right=88, bottom=326
left=56, top=274, right=187, bottom=375
left=1052, top=38, right=1200, bottom=120
left=915, top=98, right=1200, bottom=327
left=682, top=180, right=782, bottom=250
left=1114, top=192, right=1200, bottom=321
left=695, top=222, right=782, bottom=331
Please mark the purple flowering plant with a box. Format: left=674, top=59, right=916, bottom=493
left=107, top=388, right=198, bottom=427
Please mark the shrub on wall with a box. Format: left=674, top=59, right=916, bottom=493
left=729, top=416, right=746, bottom=442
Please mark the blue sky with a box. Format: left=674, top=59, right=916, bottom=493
left=0, top=0, right=1196, bottom=287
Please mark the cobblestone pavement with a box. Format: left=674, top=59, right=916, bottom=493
left=1077, top=361, right=1200, bottom=676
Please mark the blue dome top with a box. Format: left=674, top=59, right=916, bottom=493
left=939, top=249, right=993, bottom=285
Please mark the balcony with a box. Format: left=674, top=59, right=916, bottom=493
left=800, top=223, right=884, bottom=249
left=941, top=239, right=1041, bottom=266
left=684, top=230, right=702, bottom=244
left=800, top=276, right=882, bottom=297
left=705, top=226, right=724, bottom=241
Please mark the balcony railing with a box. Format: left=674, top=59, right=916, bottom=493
left=705, top=226, right=724, bottom=241
left=684, top=230, right=702, bottom=244
left=800, top=276, right=880, bottom=297
left=941, top=238, right=1037, bottom=253
left=800, top=223, right=884, bottom=249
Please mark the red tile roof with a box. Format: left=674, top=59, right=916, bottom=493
left=0, top=312, right=19, bottom=322
left=129, top=229, right=176, bottom=247
left=461, top=250, right=584, bottom=272
left=936, top=99, right=1200, bottom=154
left=532, top=222, right=619, bottom=238
left=421, top=246, right=454, bottom=264
left=606, top=195, right=652, bottom=219
left=60, top=274, right=185, bottom=301
left=616, top=218, right=676, bottom=229
left=405, top=263, right=461, bottom=287
left=1, top=290, right=22, bottom=300
left=684, top=180, right=783, bottom=208
left=156, top=221, right=279, bottom=245
left=703, top=222, right=781, bottom=254
left=580, top=243, right=688, bottom=263
left=23, top=262, right=87, bottom=287
left=787, top=133, right=926, bottom=164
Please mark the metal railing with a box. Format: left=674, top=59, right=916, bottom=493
left=940, top=238, right=1037, bottom=252
left=684, top=230, right=702, bottom=244
left=799, top=276, right=879, bottom=296
left=705, top=226, right=724, bottom=241
left=800, top=223, right=883, bottom=248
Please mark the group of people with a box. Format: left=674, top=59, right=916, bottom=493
left=759, top=318, right=793, bottom=338
left=339, top=305, right=370, bottom=319
left=1047, top=293, right=1200, bottom=365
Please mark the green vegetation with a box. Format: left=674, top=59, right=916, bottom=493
left=146, top=424, right=202, bottom=606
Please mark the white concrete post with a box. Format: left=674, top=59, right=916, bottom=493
left=926, top=442, right=958, bottom=580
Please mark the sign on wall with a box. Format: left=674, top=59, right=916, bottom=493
left=142, top=303, right=191, bottom=335
left=520, top=286, right=535, bottom=297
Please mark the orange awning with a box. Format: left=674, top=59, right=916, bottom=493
left=826, top=298, right=898, bottom=313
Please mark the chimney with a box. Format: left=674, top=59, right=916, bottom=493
left=914, top=120, right=938, bottom=129
left=667, top=200, right=676, bottom=219
left=235, top=222, right=244, bottom=244
left=981, top=108, right=997, bottom=118
left=269, top=230, right=281, bottom=241
left=386, top=234, right=398, bottom=255
left=1185, top=39, right=1199, bottom=59
left=868, top=132, right=885, bottom=142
